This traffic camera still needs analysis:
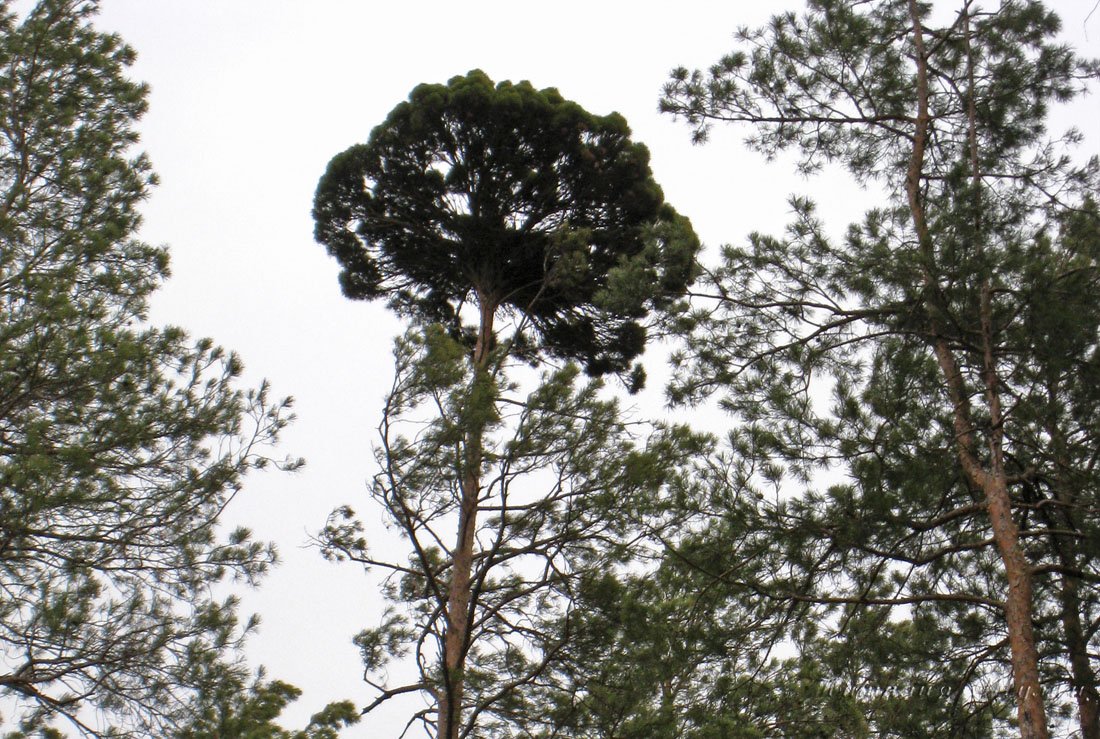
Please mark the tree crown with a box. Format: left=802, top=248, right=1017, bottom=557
left=313, top=69, right=699, bottom=383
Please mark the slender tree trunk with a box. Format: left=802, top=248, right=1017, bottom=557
left=1060, top=563, right=1100, bottom=739
left=438, top=295, right=496, bottom=739
left=983, top=474, right=1048, bottom=738
left=1046, top=432, right=1100, bottom=739
left=906, top=3, right=1048, bottom=735
left=1037, top=496, right=1098, bottom=738
left=978, top=283, right=1049, bottom=738
left=932, top=342, right=1049, bottom=739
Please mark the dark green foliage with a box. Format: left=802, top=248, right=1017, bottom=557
left=174, top=670, right=359, bottom=739
left=630, top=0, right=1100, bottom=736
left=313, top=67, right=703, bottom=738
left=519, top=444, right=1010, bottom=738
left=0, top=1, right=299, bottom=734
left=318, top=326, right=707, bottom=737
left=313, top=70, right=699, bottom=384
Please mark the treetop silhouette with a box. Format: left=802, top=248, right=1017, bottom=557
left=314, top=69, right=698, bottom=386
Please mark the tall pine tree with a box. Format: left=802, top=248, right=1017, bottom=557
left=660, top=1, right=1099, bottom=736
left=313, top=71, right=700, bottom=738
left=0, top=2, right=298, bottom=734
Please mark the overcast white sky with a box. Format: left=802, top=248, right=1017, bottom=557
left=19, top=1, right=1100, bottom=735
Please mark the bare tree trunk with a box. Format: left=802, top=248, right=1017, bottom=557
left=1030, top=482, right=1097, bottom=738
left=983, top=475, right=1048, bottom=738
left=439, top=295, right=496, bottom=739
left=906, top=3, right=1048, bottom=735
left=1045, top=432, right=1100, bottom=739
left=930, top=339, right=1049, bottom=738
left=1061, top=565, right=1100, bottom=739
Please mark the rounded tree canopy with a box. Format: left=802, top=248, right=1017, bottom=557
left=313, top=69, right=699, bottom=383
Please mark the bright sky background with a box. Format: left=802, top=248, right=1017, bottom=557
left=16, top=1, right=1100, bottom=735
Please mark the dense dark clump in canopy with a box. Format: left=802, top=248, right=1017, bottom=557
left=313, top=69, right=698, bottom=380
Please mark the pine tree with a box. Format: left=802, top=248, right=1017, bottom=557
left=660, top=1, right=1099, bottom=736
left=173, top=669, right=359, bottom=739
left=0, top=2, right=298, bottom=734
left=313, top=70, right=700, bottom=739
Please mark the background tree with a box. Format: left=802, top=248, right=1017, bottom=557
left=507, top=435, right=1020, bottom=738
left=657, top=1, right=1100, bottom=737
left=173, top=669, right=359, bottom=739
left=0, top=1, right=299, bottom=734
left=312, top=70, right=699, bottom=739
left=529, top=442, right=1019, bottom=738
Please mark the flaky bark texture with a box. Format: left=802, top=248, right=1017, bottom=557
left=907, top=2, right=1047, bottom=735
